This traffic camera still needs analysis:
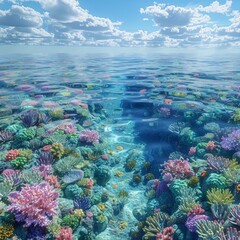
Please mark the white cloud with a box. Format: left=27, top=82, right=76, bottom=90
left=0, top=0, right=239, bottom=47
left=140, top=4, right=209, bottom=28
left=198, top=0, right=232, bottom=14
left=0, top=5, right=43, bottom=27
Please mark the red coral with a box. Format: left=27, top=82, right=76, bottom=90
left=55, top=227, right=72, bottom=240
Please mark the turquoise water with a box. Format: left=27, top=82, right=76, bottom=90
left=0, top=51, right=239, bottom=239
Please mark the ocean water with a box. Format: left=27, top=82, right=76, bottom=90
left=0, top=49, right=239, bottom=240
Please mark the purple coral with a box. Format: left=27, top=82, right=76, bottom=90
left=221, top=129, right=240, bottom=152
left=7, top=182, right=58, bottom=227
left=207, top=156, right=230, bottom=173
left=0, top=130, right=14, bottom=143
left=162, top=158, right=194, bottom=179
left=79, top=130, right=99, bottom=144
left=185, top=214, right=208, bottom=232
left=21, top=109, right=39, bottom=127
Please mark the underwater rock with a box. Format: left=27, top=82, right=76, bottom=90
left=62, top=169, right=84, bottom=184
left=132, top=207, right=147, bottom=221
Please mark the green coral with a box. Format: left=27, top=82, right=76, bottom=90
left=233, top=108, right=240, bottom=123
left=205, top=173, right=227, bottom=189
left=64, top=184, right=83, bottom=199
left=54, top=156, right=80, bottom=174
left=207, top=188, right=234, bottom=205
left=196, top=220, right=223, bottom=240
left=0, top=181, right=13, bottom=199
left=16, top=127, right=36, bottom=141
left=11, top=156, right=28, bottom=169
left=188, top=176, right=199, bottom=187
left=6, top=124, right=23, bottom=133
left=48, top=109, right=64, bottom=120
left=19, top=148, right=32, bottom=160
left=61, top=214, right=80, bottom=230
left=22, top=170, right=43, bottom=185
left=169, top=179, right=188, bottom=197
left=143, top=212, right=170, bottom=239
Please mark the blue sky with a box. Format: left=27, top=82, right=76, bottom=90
left=0, top=0, right=239, bottom=47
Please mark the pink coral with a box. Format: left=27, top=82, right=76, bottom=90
left=206, top=141, right=216, bottom=151
left=79, top=130, right=99, bottom=144
left=187, top=204, right=205, bottom=216
left=188, top=147, right=196, bottom=156
left=33, top=164, right=52, bottom=178
left=55, top=227, right=72, bottom=240
left=45, top=175, right=61, bottom=188
left=162, top=159, right=194, bottom=179
left=7, top=182, right=58, bottom=227
left=5, top=149, right=20, bottom=161
left=155, top=227, right=175, bottom=240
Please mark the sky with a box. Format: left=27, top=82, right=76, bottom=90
left=0, top=0, right=239, bottom=48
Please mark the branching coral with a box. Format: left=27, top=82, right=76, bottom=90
left=7, top=182, right=58, bottom=227
left=207, top=156, right=230, bottom=173
left=211, top=203, right=230, bottom=221
left=228, top=205, right=240, bottom=226
left=162, top=159, right=194, bottom=180
left=207, top=188, right=234, bottom=205
left=143, top=212, right=170, bottom=239
left=196, top=220, right=224, bottom=240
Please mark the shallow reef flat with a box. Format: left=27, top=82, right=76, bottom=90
left=0, top=53, right=239, bottom=240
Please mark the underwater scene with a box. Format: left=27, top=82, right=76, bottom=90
left=0, top=51, right=239, bottom=240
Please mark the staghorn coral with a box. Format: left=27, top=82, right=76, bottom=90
left=0, top=181, right=14, bottom=199
left=143, top=212, right=170, bottom=239
left=228, top=205, right=240, bottom=226
left=196, top=220, right=224, bottom=239
left=207, top=188, right=234, bottom=205
left=207, top=156, right=230, bottom=173
left=7, top=182, right=58, bottom=227
left=211, top=203, right=230, bottom=221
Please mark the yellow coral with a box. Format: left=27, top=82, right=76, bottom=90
left=73, top=209, right=85, bottom=218
left=116, top=146, right=124, bottom=151
left=50, top=142, right=64, bottom=160
left=114, top=171, right=124, bottom=177
left=118, top=221, right=128, bottom=229
left=207, top=188, right=234, bottom=205
left=0, top=225, right=14, bottom=240
left=98, top=203, right=105, bottom=211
